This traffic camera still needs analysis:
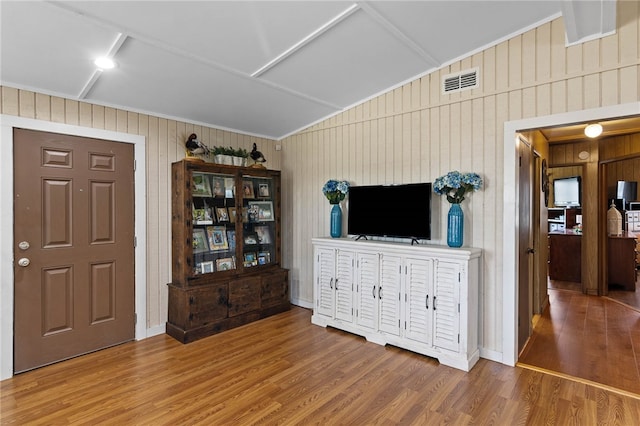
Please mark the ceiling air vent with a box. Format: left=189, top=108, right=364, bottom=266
left=442, top=68, right=479, bottom=94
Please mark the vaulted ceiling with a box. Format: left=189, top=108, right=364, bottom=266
left=0, top=1, right=616, bottom=140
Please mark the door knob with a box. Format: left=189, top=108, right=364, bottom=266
left=18, top=258, right=30, bottom=267
left=526, top=247, right=535, bottom=254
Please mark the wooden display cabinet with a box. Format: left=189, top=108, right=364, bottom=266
left=166, top=159, right=289, bottom=343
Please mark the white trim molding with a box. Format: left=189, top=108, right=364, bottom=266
left=0, top=115, right=147, bottom=380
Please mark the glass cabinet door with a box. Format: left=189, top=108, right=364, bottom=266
left=240, top=175, right=276, bottom=269
left=191, top=171, right=237, bottom=275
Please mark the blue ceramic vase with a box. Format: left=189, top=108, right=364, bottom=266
left=447, top=203, right=463, bottom=247
left=330, top=204, right=342, bottom=238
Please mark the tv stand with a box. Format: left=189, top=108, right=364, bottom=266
left=354, top=235, right=368, bottom=241
left=312, top=237, right=482, bottom=371
left=410, top=238, right=420, bottom=245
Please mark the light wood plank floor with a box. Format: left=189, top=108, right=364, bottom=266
left=519, top=288, right=640, bottom=396
left=2, top=306, right=640, bottom=425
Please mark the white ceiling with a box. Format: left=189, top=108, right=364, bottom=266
left=0, top=1, right=616, bottom=140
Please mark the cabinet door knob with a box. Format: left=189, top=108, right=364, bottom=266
left=335, top=279, right=339, bottom=291
left=372, top=285, right=376, bottom=299
left=426, top=294, right=429, bottom=309
left=526, top=247, right=535, bottom=254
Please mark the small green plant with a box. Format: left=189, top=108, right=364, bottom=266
left=212, top=146, right=249, bottom=158
left=235, top=148, right=249, bottom=158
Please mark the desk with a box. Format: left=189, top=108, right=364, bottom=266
left=548, top=231, right=581, bottom=283
left=608, top=232, right=637, bottom=291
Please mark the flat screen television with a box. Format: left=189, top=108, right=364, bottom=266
left=347, top=183, right=431, bottom=241
left=553, top=176, right=581, bottom=207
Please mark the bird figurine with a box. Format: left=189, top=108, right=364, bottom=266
left=185, top=133, right=210, bottom=158
left=250, top=143, right=266, bottom=168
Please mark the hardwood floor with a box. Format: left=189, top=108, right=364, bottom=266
left=607, top=279, right=640, bottom=311
left=519, top=288, right=640, bottom=396
left=2, top=306, right=640, bottom=425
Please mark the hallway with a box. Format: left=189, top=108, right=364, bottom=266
left=518, top=288, right=640, bottom=396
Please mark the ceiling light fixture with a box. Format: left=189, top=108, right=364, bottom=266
left=94, top=57, right=116, bottom=70
left=584, top=123, right=603, bottom=138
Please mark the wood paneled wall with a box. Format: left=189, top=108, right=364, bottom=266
left=1, top=3, right=639, bottom=360
left=281, top=5, right=640, bottom=355
left=0, top=88, right=280, bottom=330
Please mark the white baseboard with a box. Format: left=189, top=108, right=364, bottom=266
left=144, top=325, right=167, bottom=339
left=290, top=298, right=313, bottom=310
left=480, top=347, right=506, bottom=365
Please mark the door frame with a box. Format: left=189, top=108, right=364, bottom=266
left=0, top=115, right=147, bottom=380
left=501, top=101, right=640, bottom=367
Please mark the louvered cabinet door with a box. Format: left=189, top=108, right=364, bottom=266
left=355, top=252, right=380, bottom=331
left=314, top=247, right=336, bottom=318
left=378, top=254, right=402, bottom=336
left=404, top=257, right=433, bottom=344
left=433, top=260, right=461, bottom=352
left=335, top=250, right=355, bottom=323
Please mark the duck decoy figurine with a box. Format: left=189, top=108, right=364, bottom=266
left=185, top=133, right=210, bottom=157
left=250, top=143, right=266, bottom=168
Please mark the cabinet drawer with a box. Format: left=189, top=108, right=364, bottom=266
left=168, top=284, right=228, bottom=329
left=229, top=276, right=261, bottom=317
left=261, top=270, right=289, bottom=308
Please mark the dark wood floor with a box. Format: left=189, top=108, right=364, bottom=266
left=2, top=306, right=640, bottom=424
left=519, top=287, right=640, bottom=396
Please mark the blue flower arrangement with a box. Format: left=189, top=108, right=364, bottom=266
left=323, top=179, right=350, bottom=204
left=434, top=171, right=483, bottom=204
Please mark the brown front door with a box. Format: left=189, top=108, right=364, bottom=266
left=13, top=129, right=135, bottom=373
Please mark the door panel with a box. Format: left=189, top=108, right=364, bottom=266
left=518, top=138, right=533, bottom=353
left=13, top=129, right=135, bottom=373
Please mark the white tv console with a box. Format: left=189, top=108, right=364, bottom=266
left=312, top=237, right=481, bottom=371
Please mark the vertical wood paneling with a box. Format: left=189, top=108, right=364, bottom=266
left=3, top=9, right=639, bottom=358
left=1, top=87, right=281, bottom=332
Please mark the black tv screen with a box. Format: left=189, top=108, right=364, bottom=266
left=347, top=183, right=431, bottom=240
left=553, top=176, right=581, bottom=207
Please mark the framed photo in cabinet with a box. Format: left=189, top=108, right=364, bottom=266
left=258, top=251, right=271, bottom=265
left=200, top=261, right=214, bottom=274
left=193, top=207, right=213, bottom=224
left=255, top=226, right=271, bottom=244
left=227, top=230, right=236, bottom=250
left=228, top=207, right=237, bottom=223
left=242, top=180, right=255, bottom=198
left=244, top=252, right=257, bottom=267
left=258, top=183, right=270, bottom=197
left=192, top=173, right=212, bottom=197
left=216, top=257, right=235, bottom=271
left=248, top=201, right=274, bottom=222
left=212, top=178, right=225, bottom=197
left=207, top=226, right=229, bottom=251
left=244, top=233, right=258, bottom=245
left=224, top=178, right=235, bottom=198
left=216, top=207, right=229, bottom=222
left=192, top=228, right=209, bottom=253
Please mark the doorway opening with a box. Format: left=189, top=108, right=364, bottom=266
left=502, top=101, right=640, bottom=367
